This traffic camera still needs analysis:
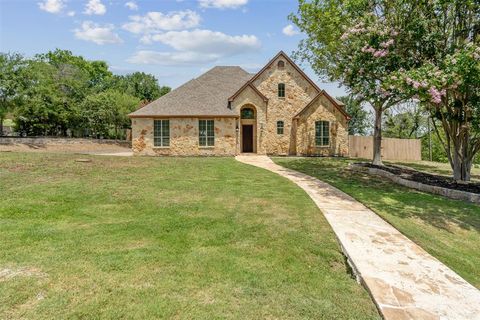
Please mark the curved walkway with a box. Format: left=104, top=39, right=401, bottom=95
left=236, top=155, right=480, bottom=320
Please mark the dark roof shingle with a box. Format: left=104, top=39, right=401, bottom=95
left=129, top=66, right=252, bottom=117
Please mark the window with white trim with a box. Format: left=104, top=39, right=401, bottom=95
left=315, top=121, right=330, bottom=146
left=199, top=119, right=215, bottom=147
left=154, top=119, right=170, bottom=147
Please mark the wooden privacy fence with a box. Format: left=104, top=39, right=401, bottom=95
left=348, top=136, right=421, bottom=161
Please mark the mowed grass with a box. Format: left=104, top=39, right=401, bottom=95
left=273, top=157, right=480, bottom=288
left=0, top=152, right=379, bottom=319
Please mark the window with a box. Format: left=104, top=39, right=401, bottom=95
left=277, top=121, right=284, bottom=134
left=199, top=119, right=215, bottom=147
left=154, top=119, right=170, bottom=147
left=277, top=60, right=285, bottom=69
left=278, top=83, right=285, bottom=98
left=315, top=121, right=330, bottom=146
left=241, top=108, right=255, bottom=119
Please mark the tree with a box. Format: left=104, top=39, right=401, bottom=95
left=81, top=90, right=140, bottom=139
left=290, top=0, right=418, bottom=164
left=336, top=95, right=370, bottom=135
left=385, top=1, right=479, bottom=181
left=111, top=72, right=170, bottom=102
left=0, top=53, right=25, bottom=135
left=383, top=101, right=426, bottom=139
left=3, top=48, right=168, bottom=139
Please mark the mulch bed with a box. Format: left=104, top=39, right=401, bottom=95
left=356, top=163, right=480, bottom=194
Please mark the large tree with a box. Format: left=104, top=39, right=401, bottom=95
left=0, top=53, right=25, bottom=135
left=384, top=1, right=479, bottom=181
left=290, top=0, right=422, bottom=164
left=81, top=90, right=140, bottom=139
left=111, top=72, right=170, bottom=102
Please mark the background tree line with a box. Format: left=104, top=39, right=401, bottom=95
left=0, top=49, right=170, bottom=139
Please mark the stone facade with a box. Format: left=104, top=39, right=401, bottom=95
left=250, top=55, right=318, bottom=155
left=130, top=52, right=349, bottom=156
left=295, top=95, right=349, bottom=156
left=132, top=117, right=236, bottom=156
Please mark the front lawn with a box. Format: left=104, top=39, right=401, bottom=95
left=0, top=153, right=379, bottom=319
left=273, top=157, right=480, bottom=288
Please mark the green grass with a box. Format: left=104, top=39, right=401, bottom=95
left=273, top=157, right=480, bottom=288
left=0, top=152, right=379, bottom=319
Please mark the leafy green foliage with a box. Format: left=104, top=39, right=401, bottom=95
left=110, top=72, right=171, bottom=102
left=81, top=90, right=140, bottom=138
left=0, top=53, right=26, bottom=134
left=1, top=49, right=170, bottom=138
left=336, top=95, right=371, bottom=135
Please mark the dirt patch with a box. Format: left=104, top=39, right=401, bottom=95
left=357, top=163, right=480, bottom=194
left=0, top=267, right=47, bottom=282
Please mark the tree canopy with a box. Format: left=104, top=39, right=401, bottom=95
left=0, top=49, right=170, bottom=139
left=291, top=0, right=480, bottom=180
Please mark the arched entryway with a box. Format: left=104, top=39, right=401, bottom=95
left=240, top=105, right=256, bottom=153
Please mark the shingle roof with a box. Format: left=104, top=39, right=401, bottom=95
left=129, top=66, right=253, bottom=117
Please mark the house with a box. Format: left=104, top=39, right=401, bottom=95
left=129, top=51, right=350, bottom=156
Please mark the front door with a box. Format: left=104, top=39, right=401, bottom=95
left=242, top=125, right=253, bottom=153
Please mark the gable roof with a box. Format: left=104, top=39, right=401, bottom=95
left=129, top=66, right=253, bottom=118
left=228, top=82, right=268, bottom=102
left=294, top=90, right=351, bottom=120
left=227, top=51, right=348, bottom=119
left=129, top=51, right=349, bottom=120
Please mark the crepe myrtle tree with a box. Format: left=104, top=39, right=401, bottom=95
left=386, top=44, right=480, bottom=181
left=291, top=1, right=414, bottom=165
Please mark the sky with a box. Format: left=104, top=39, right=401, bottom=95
left=0, top=0, right=346, bottom=96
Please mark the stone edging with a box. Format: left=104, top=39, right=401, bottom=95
left=351, top=164, right=480, bottom=204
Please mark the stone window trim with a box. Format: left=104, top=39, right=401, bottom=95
left=277, top=60, right=285, bottom=69
left=277, top=121, right=284, bottom=135
left=315, top=120, right=330, bottom=147
left=199, top=119, right=215, bottom=147
left=278, top=83, right=286, bottom=98
left=153, top=119, right=170, bottom=148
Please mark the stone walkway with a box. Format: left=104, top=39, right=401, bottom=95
left=236, top=155, right=480, bottom=320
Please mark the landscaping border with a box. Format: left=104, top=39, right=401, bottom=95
left=351, top=163, right=480, bottom=204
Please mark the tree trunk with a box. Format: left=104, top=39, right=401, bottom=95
left=372, top=107, right=383, bottom=165
left=0, top=116, right=4, bottom=136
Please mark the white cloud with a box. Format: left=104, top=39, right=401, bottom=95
left=128, top=29, right=261, bottom=66
left=38, top=0, right=65, bottom=14
left=125, top=1, right=138, bottom=10
left=74, top=21, right=122, bottom=45
left=67, top=10, right=75, bottom=16
left=122, top=10, right=200, bottom=34
left=84, top=0, right=106, bottom=15
left=127, top=51, right=221, bottom=66
left=144, top=29, right=260, bottom=54
left=282, top=24, right=299, bottom=36
left=199, top=0, right=248, bottom=9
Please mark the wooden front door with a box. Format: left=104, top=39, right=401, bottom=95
left=242, top=125, right=254, bottom=153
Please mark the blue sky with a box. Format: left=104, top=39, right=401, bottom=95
left=0, top=0, right=346, bottom=96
